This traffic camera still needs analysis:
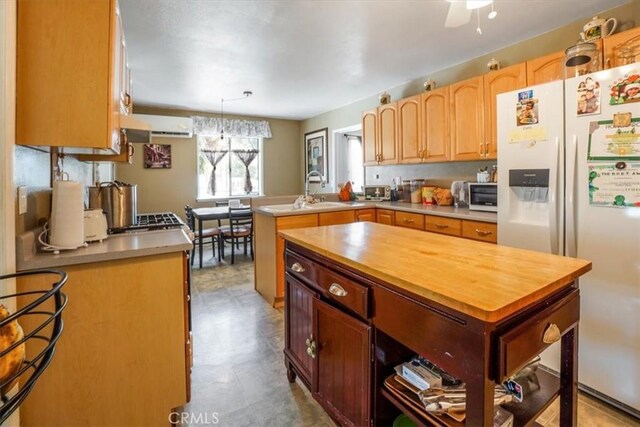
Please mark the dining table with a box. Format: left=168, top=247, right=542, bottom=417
left=191, top=205, right=250, bottom=268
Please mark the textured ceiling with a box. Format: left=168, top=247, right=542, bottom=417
left=120, top=0, right=628, bottom=120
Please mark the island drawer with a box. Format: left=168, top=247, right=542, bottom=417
left=394, top=211, right=424, bottom=230
left=462, top=220, right=497, bottom=243
left=285, top=251, right=319, bottom=287
left=496, top=288, right=579, bottom=381
left=317, top=266, right=370, bottom=319
left=425, top=216, right=462, bottom=236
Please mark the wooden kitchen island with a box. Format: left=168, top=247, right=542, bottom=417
left=279, top=222, right=592, bottom=427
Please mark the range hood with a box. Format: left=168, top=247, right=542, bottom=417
left=121, top=115, right=151, bottom=143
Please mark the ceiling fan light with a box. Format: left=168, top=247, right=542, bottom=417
left=466, top=0, right=492, bottom=10
left=488, top=10, right=497, bottom=19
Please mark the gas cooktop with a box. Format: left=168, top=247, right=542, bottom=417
left=110, top=212, right=184, bottom=233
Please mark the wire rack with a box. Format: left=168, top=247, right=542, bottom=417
left=0, top=269, right=68, bottom=424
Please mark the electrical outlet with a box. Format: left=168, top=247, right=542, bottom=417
left=18, top=186, right=27, bottom=215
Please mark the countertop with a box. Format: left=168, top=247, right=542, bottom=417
left=16, top=227, right=193, bottom=271
left=279, top=222, right=591, bottom=322
left=254, top=200, right=497, bottom=223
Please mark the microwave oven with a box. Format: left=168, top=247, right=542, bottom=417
left=468, top=183, right=497, bottom=212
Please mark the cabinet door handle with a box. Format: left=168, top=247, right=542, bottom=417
left=435, top=223, right=449, bottom=229
left=291, top=262, right=305, bottom=273
left=329, top=283, right=348, bottom=297
left=475, top=229, right=493, bottom=236
left=485, top=142, right=490, bottom=158
left=480, top=143, right=484, bottom=156
left=305, top=337, right=317, bottom=358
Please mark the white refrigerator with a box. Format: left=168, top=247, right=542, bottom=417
left=497, top=65, right=640, bottom=415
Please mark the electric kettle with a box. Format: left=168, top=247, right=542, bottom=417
left=83, top=209, right=108, bottom=242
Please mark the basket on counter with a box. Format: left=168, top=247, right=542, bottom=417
left=0, top=269, right=68, bottom=424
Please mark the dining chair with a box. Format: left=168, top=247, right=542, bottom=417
left=220, top=207, right=253, bottom=264
left=184, top=205, right=221, bottom=265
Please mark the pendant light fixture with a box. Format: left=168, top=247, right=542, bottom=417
left=219, top=91, right=253, bottom=139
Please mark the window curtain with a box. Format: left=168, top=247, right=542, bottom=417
left=192, top=116, right=272, bottom=138
left=234, top=150, right=259, bottom=193
left=201, top=150, right=228, bottom=195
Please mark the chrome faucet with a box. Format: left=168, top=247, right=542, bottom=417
left=304, top=171, right=326, bottom=200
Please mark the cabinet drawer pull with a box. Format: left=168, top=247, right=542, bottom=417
left=435, top=223, right=449, bottom=229
left=291, top=262, right=305, bottom=273
left=329, top=283, right=348, bottom=297
left=402, top=218, right=414, bottom=223
left=475, top=229, right=493, bottom=236
left=542, top=323, right=561, bottom=344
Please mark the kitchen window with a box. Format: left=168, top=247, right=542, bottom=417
left=197, top=135, right=263, bottom=199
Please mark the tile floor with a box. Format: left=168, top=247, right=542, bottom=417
left=181, top=249, right=640, bottom=427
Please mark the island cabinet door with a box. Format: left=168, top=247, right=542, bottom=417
left=313, top=298, right=372, bottom=427
left=284, top=275, right=316, bottom=388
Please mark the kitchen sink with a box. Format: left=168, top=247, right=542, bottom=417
left=260, top=201, right=365, bottom=213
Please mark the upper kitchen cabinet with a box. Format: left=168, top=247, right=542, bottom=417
left=526, top=50, right=565, bottom=85
left=17, top=0, right=124, bottom=153
left=377, top=102, right=399, bottom=165
left=398, top=95, right=422, bottom=164
left=483, top=63, right=527, bottom=159
left=362, top=109, right=378, bottom=166
left=450, top=76, right=485, bottom=161
left=363, top=103, right=398, bottom=165
left=421, top=86, right=449, bottom=163
left=604, top=27, right=640, bottom=69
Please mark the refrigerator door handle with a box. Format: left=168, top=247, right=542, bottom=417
left=548, top=137, right=559, bottom=255
left=566, top=135, right=578, bottom=258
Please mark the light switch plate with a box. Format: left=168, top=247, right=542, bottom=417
left=18, top=186, right=27, bottom=215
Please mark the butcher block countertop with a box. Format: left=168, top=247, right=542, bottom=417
left=279, top=222, right=591, bottom=322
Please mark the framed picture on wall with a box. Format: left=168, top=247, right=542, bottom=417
left=304, top=128, right=328, bottom=183
left=143, top=143, right=172, bottom=169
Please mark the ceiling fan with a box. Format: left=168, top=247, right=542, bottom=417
left=445, top=0, right=496, bottom=28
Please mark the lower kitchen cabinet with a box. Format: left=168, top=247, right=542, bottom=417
left=16, top=252, right=189, bottom=426
left=314, top=298, right=372, bottom=427
left=284, top=248, right=372, bottom=427
left=462, top=219, right=498, bottom=243
left=376, top=209, right=395, bottom=225
left=356, top=208, right=376, bottom=222
left=394, top=211, right=424, bottom=230
left=319, top=210, right=356, bottom=226
left=424, top=215, right=462, bottom=237
left=284, top=276, right=316, bottom=388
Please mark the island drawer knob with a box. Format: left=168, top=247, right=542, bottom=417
left=329, top=283, right=348, bottom=297
left=291, top=262, right=305, bottom=273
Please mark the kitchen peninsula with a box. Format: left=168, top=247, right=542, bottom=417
left=14, top=228, right=193, bottom=426
left=279, top=222, right=591, bottom=426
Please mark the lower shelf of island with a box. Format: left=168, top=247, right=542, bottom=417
left=380, top=369, right=560, bottom=427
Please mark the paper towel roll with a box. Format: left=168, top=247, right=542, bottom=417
left=49, top=180, right=85, bottom=248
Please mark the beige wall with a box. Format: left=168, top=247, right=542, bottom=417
left=301, top=1, right=640, bottom=187
left=116, top=107, right=301, bottom=218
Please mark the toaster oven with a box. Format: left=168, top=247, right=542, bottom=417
left=468, top=183, right=498, bottom=212
left=363, top=185, right=390, bottom=201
